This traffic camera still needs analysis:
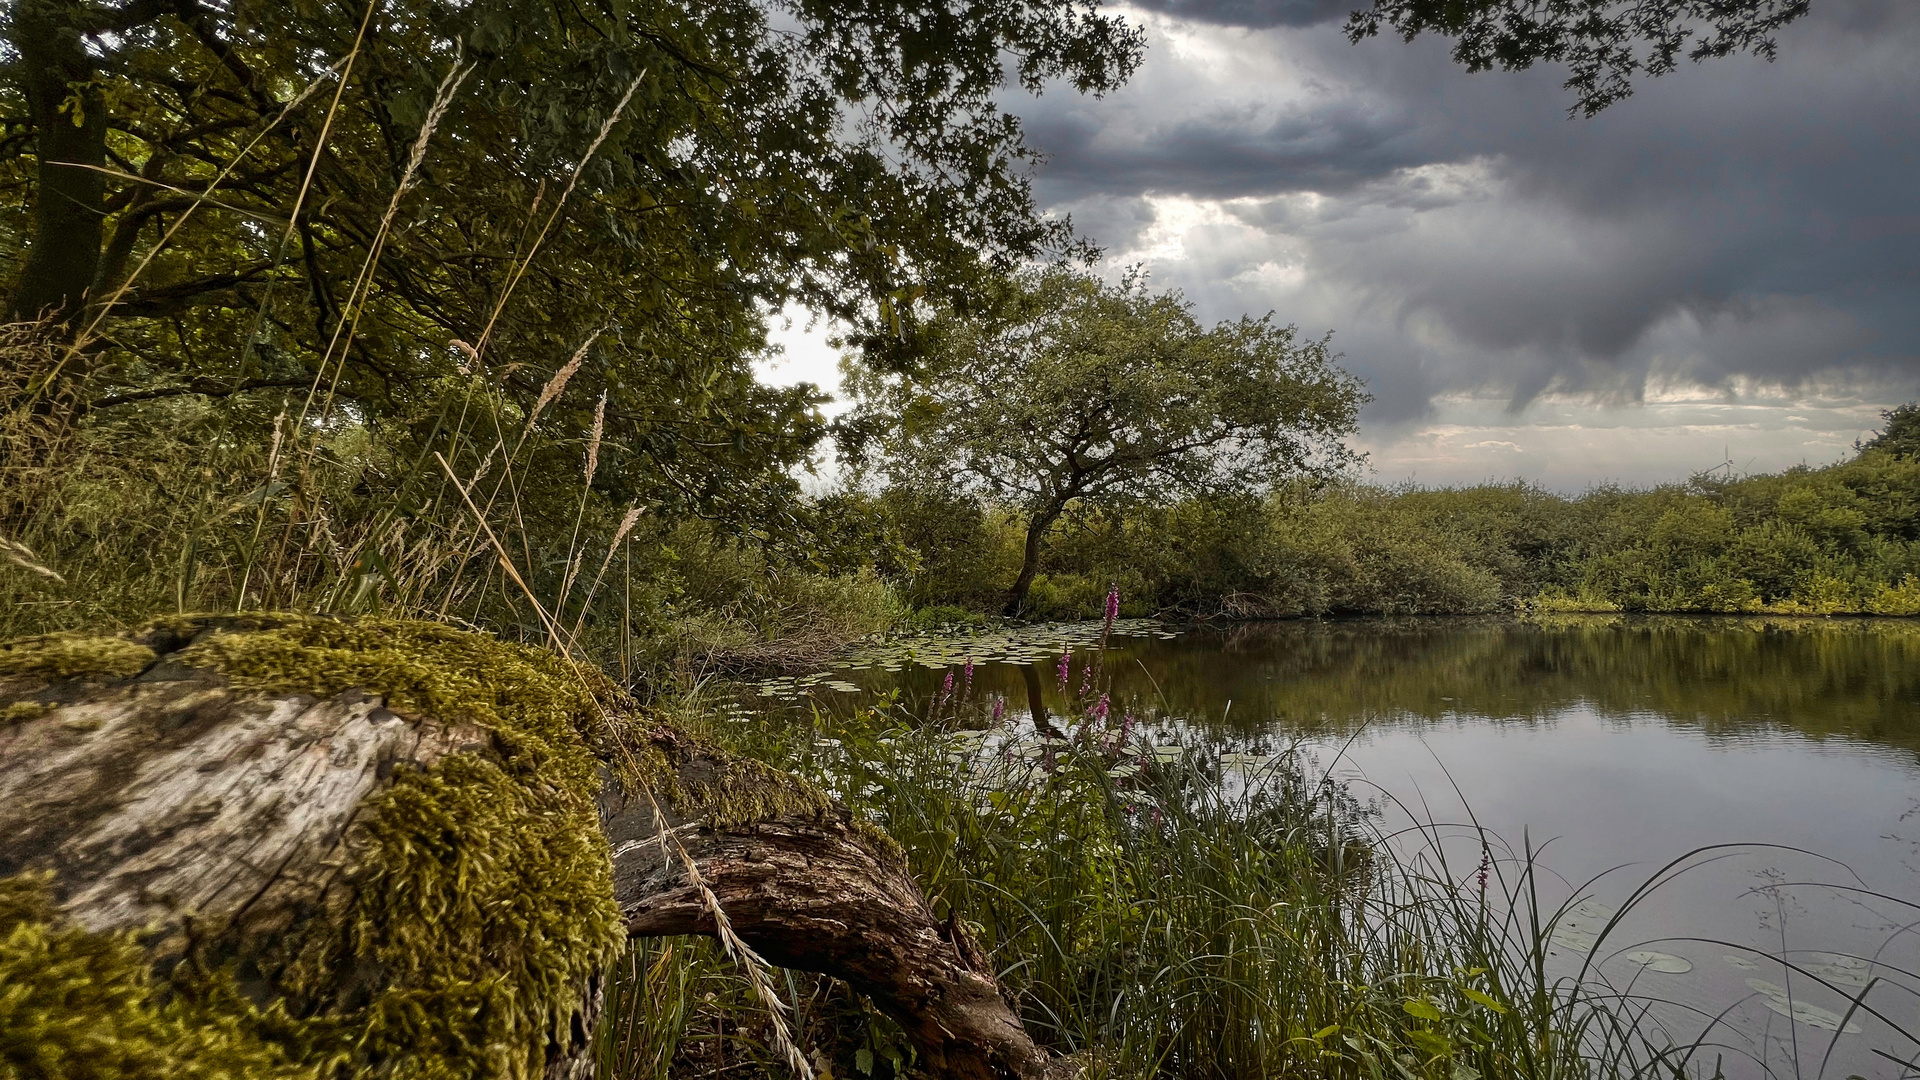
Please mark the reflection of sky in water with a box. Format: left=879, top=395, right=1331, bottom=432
left=774, top=618, right=1920, bottom=1077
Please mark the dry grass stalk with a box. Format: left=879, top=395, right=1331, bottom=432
left=0, top=537, right=65, bottom=583
left=527, top=329, right=601, bottom=433
left=585, top=390, right=607, bottom=487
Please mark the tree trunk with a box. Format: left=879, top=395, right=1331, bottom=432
left=8, top=0, right=108, bottom=330
left=1003, top=503, right=1065, bottom=617
left=0, top=616, right=1059, bottom=1080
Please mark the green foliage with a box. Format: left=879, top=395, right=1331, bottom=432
left=1858, top=402, right=1920, bottom=460
left=2, top=0, right=1142, bottom=436
left=0, top=875, right=313, bottom=1080
left=860, top=429, right=1920, bottom=619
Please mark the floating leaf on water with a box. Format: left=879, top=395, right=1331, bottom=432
left=1623, top=951, right=1692, bottom=974
left=1149, top=746, right=1186, bottom=762
left=1802, top=953, right=1871, bottom=989
left=824, top=681, right=861, bottom=692
left=1108, top=763, right=1142, bottom=779
left=1549, top=926, right=1597, bottom=954
left=1569, top=898, right=1614, bottom=923
left=1744, top=979, right=1863, bottom=1033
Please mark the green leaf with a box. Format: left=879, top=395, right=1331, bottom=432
left=854, top=1048, right=874, bottom=1075
left=1461, top=987, right=1508, bottom=1013
left=1405, top=1027, right=1454, bottom=1059
left=1312, top=1024, right=1341, bottom=1041
left=1403, top=997, right=1444, bottom=1022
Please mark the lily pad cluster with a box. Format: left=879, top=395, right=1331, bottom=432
left=748, top=620, right=1176, bottom=703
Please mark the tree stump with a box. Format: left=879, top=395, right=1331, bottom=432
left=0, top=615, right=1052, bottom=1080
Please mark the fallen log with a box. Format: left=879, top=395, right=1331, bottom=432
left=0, top=615, right=1053, bottom=1080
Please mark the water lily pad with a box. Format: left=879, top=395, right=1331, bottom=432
left=1745, top=979, right=1862, bottom=1033
left=1802, top=953, right=1871, bottom=989
left=1624, top=951, right=1692, bottom=974
left=1569, top=898, right=1614, bottom=923
left=1549, top=926, right=1597, bottom=954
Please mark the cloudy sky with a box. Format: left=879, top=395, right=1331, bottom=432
left=762, top=0, right=1920, bottom=490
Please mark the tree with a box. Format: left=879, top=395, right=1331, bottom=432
left=1858, top=401, right=1920, bottom=460
left=1346, top=0, right=1813, bottom=115
left=0, top=0, right=1143, bottom=516
left=842, top=268, right=1368, bottom=615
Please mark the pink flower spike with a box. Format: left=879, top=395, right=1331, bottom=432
left=963, top=660, right=975, bottom=696
left=1104, top=584, right=1120, bottom=625
left=1056, top=650, right=1071, bottom=691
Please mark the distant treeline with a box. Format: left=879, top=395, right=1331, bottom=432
left=816, top=415, right=1920, bottom=621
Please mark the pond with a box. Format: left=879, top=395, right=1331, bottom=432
left=758, top=615, right=1920, bottom=1079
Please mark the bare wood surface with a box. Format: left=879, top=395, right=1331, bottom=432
left=0, top=624, right=1055, bottom=1080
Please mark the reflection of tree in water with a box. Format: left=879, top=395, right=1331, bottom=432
left=1058, top=617, right=1920, bottom=758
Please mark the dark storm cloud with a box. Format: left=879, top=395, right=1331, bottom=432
left=1018, top=0, right=1920, bottom=417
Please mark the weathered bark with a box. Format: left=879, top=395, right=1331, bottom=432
left=0, top=620, right=1057, bottom=1080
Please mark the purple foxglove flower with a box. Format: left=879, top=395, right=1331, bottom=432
left=1090, top=693, right=1110, bottom=722
left=990, top=695, right=1005, bottom=723
left=1056, top=650, right=1071, bottom=691
left=1104, top=584, right=1120, bottom=625
left=963, top=660, right=974, bottom=696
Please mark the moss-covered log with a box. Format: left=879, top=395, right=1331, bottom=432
left=0, top=615, right=1053, bottom=1080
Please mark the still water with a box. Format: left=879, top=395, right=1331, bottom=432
left=766, top=616, right=1920, bottom=1078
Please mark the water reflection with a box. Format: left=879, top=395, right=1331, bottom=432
left=834, top=616, right=1920, bottom=758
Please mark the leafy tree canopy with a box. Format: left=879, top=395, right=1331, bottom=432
left=1859, top=402, right=1920, bottom=461
left=0, top=0, right=1143, bottom=516
left=1346, top=0, right=1812, bottom=115
left=840, top=267, right=1368, bottom=613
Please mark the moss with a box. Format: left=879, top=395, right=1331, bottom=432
left=0, top=875, right=314, bottom=1080
left=162, top=617, right=628, bottom=1080
left=0, top=633, right=155, bottom=682
left=2, top=700, right=53, bottom=724
left=645, top=741, right=835, bottom=830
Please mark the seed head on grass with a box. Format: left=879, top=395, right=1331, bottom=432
left=584, top=390, right=606, bottom=486
left=527, top=329, right=601, bottom=433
